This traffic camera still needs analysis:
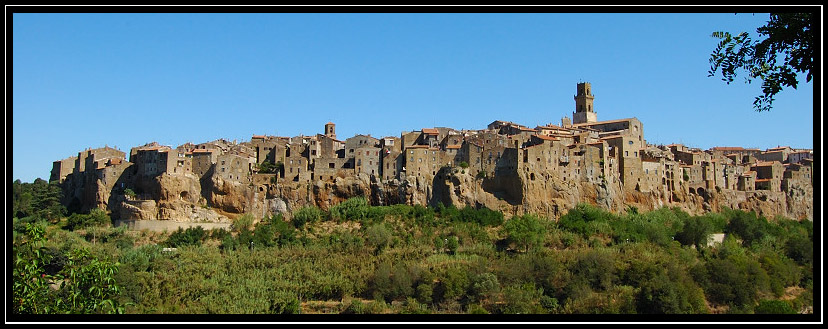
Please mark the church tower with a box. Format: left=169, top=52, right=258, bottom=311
left=324, top=122, right=336, bottom=139
left=573, top=82, right=597, bottom=124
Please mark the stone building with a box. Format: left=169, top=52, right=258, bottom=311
left=787, top=150, right=812, bottom=164
left=751, top=161, right=784, bottom=191
left=355, top=146, right=381, bottom=176
left=738, top=171, right=757, bottom=192
left=130, top=143, right=172, bottom=177
left=77, top=146, right=126, bottom=175
left=215, top=153, right=254, bottom=183
left=250, top=135, right=288, bottom=165
left=345, top=134, right=380, bottom=159
left=51, top=156, right=78, bottom=183
left=191, top=149, right=218, bottom=178
left=284, top=141, right=311, bottom=183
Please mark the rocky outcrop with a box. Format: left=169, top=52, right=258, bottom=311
left=71, top=162, right=813, bottom=223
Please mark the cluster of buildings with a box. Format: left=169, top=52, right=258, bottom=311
left=50, top=82, right=814, bottom=208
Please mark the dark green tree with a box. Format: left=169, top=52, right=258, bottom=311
left=503, top=214, right=547, bottom=252
left=708, top=13, right=814, bottom=112
left=675, top=216, right=713, bottom=248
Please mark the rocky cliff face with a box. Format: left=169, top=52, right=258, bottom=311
left=77, top=165, right=812, bottom=223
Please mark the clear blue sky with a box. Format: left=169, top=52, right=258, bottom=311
left=11, top=10, right=817, bottom=183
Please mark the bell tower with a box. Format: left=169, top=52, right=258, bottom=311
left=324, top=122, right=336, bottom=139
left=573, top=82, right=597, bottom=124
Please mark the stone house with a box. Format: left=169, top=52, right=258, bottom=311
left=215, top=153, right=255, bottom=183
left=345, top=134, right=380, bottom=158
left=420, top=128, right=440, bottom=148
left=77, top=146, right=125, bottom=176
left=787, top=150, right=812, bottom=164
left=51, top=156, right=78, bottom=183
left=781, top=162, right=813, bottom=192
left=284, top=142, right=311, bottom=183
left=130, top=143, right=172, bottom=177
left=738, top=171, right=757, bottom=192
left=751, top=161, right=784, bottom=191
left=381, top=148, right=403, bottom=181
left=355, top=146, right=381, bottom=176
left=191, top=149, right=217, bottom=178
left=250, top=135, right=288, bottom=165
left=314, top=157, right=351, bottom=182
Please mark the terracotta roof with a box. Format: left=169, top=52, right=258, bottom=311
left=445, top=144, right=462, bottom=149
left=421, top=128, right=439, bottom=135
left=753, top=161, right=777, bottom=167
left=252, top=135, right=266, bottom=139
left=755, top=178, right=772, bottom=183
left=712, top=146, right=744, bottom=151
left=533, top=134, right=558, bottom=141
left=406, top=145, right=430, bottom=149
left=192, top=149, right=213, bottom=153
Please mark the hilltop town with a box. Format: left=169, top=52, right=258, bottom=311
left=50, top=83, right=814, bottom=224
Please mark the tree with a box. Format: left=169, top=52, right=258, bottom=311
left=503, top=214, right=547, bottom=252
left=708, top=12, right=813, bottom=112
left=675, top=216, right=713, bottom=248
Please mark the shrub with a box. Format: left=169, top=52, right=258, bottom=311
left=165, top=226, right=208, bottom=248
left=470, top=272, right=500, bottom=302
left=330, top=197, right=370, bottom=222
left=65, top=208, right=110, bottom=231
left=570, top=249, right=616, bottom=292
left=231, top=214, right=254, bottom=233
left=292, top=206, right=324, bottom=229
left=434, top=266, right=471, bottom=304
left=503, top=214, right=547, bottom=252
left=785, top=234, right=813, bottom=265
left=675, top=216, right=713, bottom=248
left=364, top=223, right=393, bottom=252
left=725, top=209, right=769, bottom=247
left=754, top=299, right=797, bottom=314
left=268, top=294, right=301, bottom=314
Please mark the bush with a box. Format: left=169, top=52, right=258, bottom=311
left=231, top=214, right=254, bottom=233
left=675, top=216, right=713, bottom=248
left=754, top=299, right=797, bottom=314
left=292, top=206, right=324, bottom=229
left=503, top=214, right=547, bottom=252
left=165, top=226, right=208, bottom=248
left=785, top=234, right=813, bottom=265
left=65, top=208, right=110, bottom=231
left=725, top=209, right=769, bottom=247
left=364, top=223, right=393, bottom=252
left=330, top=197, right=370, bottom=222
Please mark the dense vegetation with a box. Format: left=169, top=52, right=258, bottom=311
left=11, top=179, right=814, bottom=317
